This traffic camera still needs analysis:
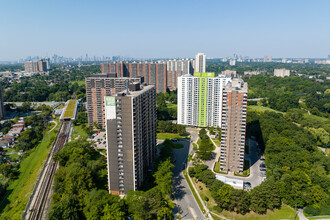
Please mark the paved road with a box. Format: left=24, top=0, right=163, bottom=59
left=172, top=140, right=205, bottom=220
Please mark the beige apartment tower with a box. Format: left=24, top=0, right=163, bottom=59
left=85, top=74, right=143, bottom=129
left=105, top=84, right=156, bottom=195
left=220, top=79, right=248, bottom=173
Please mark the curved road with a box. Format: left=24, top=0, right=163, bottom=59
left=172, top=140, right=205, bottom=220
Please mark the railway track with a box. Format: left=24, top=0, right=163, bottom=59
left=24, top=121, right=71, bottom=220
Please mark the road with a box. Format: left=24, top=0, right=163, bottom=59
left=172, top=140, right=205, bottom=220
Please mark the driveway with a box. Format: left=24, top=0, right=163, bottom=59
left=211, top=139, right=263, bottom=189
left=172, top=140, right=205, bottom=220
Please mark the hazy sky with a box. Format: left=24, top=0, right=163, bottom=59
left=1, top=0, right=330, bottom=60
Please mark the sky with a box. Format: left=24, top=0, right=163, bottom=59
left=0, top=0, right=330, bottom=60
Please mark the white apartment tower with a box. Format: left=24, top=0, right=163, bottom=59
left=194, top=53, right=206, bottom=73
left=178, top=73, right=231, bottom=128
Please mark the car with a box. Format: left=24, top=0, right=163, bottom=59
left=171, top=139, right=178, bottom=142
left=244, top=182, right=251, bottom=187
left=103, top=141, right=106, bottom=144
left=262, top=177, right=267, bottom=182
left=260, top=172, right=266, bottom=177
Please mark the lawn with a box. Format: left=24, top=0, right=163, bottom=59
left=157, top=132, right=186, bottom=140
left=211, top=138, right=220, bottom=147
left=220, top=204, right=296, bottom=220
left=71, top=124, right=89, bottom=140
left=70, top=80, right=85, bottom=86
left=303, top=113, right=330, bottom=123
left=193, top=143, right=198, bottom=150
left=63, top=100, right=77, bottom=118
left=247, top=105, right=283, bottom=114
left=167, top=103, right=177, bottom=109
left=0, top=121, right=60, bottom=219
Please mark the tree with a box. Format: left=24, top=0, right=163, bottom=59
left=154, top=159, right=174, bottom=197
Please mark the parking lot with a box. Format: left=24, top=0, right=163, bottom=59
left=89, top=131, right=107, bottom=149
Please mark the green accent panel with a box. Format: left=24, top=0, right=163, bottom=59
left=194, top=72, right=215, bottom=77
left=198, top=77, right=208, bottom=127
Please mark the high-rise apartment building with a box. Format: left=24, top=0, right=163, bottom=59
left=105, top=84, right=156, bottom=195
left=166, top=59, right=194, bottom=89
left=220, top=79, right=248, bottom=173
left=194, top=53, right=206, bottom=73
left=24, top=58, right=50, bottom=73
left=177, top=73, right=231, bottom=128
left=101, top=62, right=167, bottom=93
left=24, top=61, right=39, bottom=73
left=221, top=70, right=237, bottom=78
left=85, top=74, right=143, bottom=129
left=274, top=69, right=290, bottom=77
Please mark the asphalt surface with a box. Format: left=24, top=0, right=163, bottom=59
left=172, top=140, right=205, bottom=220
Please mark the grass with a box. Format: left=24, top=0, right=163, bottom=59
left=192, top=177, right=218, bottom=209
left=71, top=124, right=89, bottom=140
left=70, top=80, right=85, bottom=86
left=235, top=160, right=250, bottom=177
left=193, top=143, right=198, bottom=150
left=167, top=103, right=177, bottom=109
left=326, top=148, right=330, bottom=156
left=157, top=132, right=186, bottom=140
left=220, top=204, right=296, bottom=220
left=0, top=120, right=60, bottom=220
left=247, top=105, right=283, bottom=114
left=96, top=148, right=106, bottom=155
left=211, top=138, right=221, bottom=147
left=183, top=171, right=206, bottom=215
left=303, top=113, right=330, bottom=123
left=63, top=100, right=77, bottom=118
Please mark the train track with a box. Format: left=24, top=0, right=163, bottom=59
left=24, top=121, right=71, bottom=220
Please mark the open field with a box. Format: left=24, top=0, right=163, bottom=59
left=247, top=105, right=283, bottom=114
left=220, top=204, right=296, bottom=220
left=71, top=124, right=89, bottom=140
left=63, top=100, right=77, bottom=118
left=157, top=132, right=186, bottom=140
left=0, top=120, right=60, bottom=219
left=70, top=80, right=85, bottom=86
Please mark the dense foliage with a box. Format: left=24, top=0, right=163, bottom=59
left=49, top=138, right=176, bottom=220
left=1, top=65, right=100, bottom=102
left=245, top=75, right=329, bottom=116
left=197, top=129, right=215, bottom=160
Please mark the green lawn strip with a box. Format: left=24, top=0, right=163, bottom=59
left=183, top=171, right=205, bottom=214
left=193, top=143, right=198, bottom=150
left=166, top=103, right=177, bottom=109
left=234, top=160, right=250, bottom=177
left=303, top=113, right=330, bottom=123
left=70, top=80, right=85, bottom=86
left=96, top=148, right=106, bottom=155
left=308, top=216, right=330, bottom=219
left=0, top=121, right=60, bottom=219
left=221, top=204, right=295, bottom=220
left=157, top=132, right=185, bottom=140
left=63, top=100, right=77, bottom=118
left=247, top=105, right=283, bottom=114
left=71, top=124, right=89, bottom=140
left=212, top=138, right=220, bottom=147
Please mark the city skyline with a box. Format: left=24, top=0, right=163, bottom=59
left=1, top=0, right=330, bottom=60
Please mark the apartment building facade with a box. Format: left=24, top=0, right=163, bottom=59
left=105, top=84, right=156, bottom=195
left=177, top=72, right=231, bottom=128
left=101, top=62, right=167, bottom=93
left=85, top=74, right=143, bottom=129
left=220, top=79, right=248, bottom=173
left=166, top=59, right=194, bottom=90
left=195, top=53, right=206, bottom=73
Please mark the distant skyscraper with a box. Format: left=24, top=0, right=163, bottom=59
left=24, top=58, right=49, bottom=73
left=220, top=79, right=248, bottom=173
left=85, top=74, right=143, bottom=129
left=177, top=72, right=232, bottom=128
left=105, top=84, right=156, bottom=195
left=194, top=53, right=206, bottom=73
left=327, top=55, right=330, bottom=60
left=221, top=70, right=237, bottom=78
left=263, top=56, right=272, bottom=62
